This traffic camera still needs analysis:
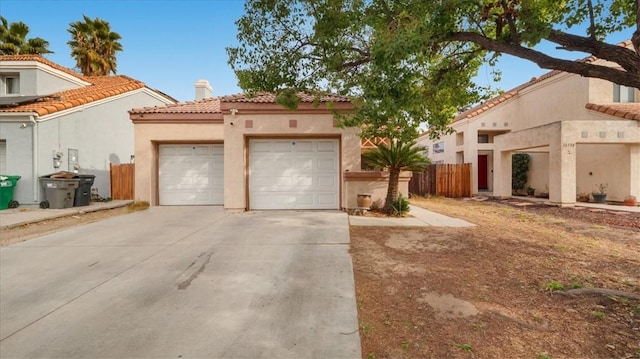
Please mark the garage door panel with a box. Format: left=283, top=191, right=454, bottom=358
left=294, top=141, right=313, bottom=152
left=249, top=139, right=339, bottom=210
left=159, top=145, right=223, bottom=205
left=316, top=140, right=336, bottom=152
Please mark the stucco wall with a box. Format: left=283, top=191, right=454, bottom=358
left=576, top=143, right=631, bottom=201
left=526, top=152, right=550, bottom=195
left=222, top=113, right=361, bottom=211
left=343, top=171, right=411, bottom=209
left=134, top=123, right=225, bottom=206
left=0, top=117, right=35, bottom=204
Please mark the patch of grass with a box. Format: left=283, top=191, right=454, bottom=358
left=546, top=280, right=564, bottom=292
left=536, top=353, right=552, bottom=359
left=456, top=343, right=473, bottom=352
left=472, top=323, right=483, bottom=332
left=620, top=278, right=636, bottom=286
left=361, top=323, right=373, bottom=335
left=570, top=281, right=584, bottom=289
left=592, top=310, right=606, bottom=319
left=366, top=353, right=377, bottom=359
left=127, top=200, right=150, bottom=211
left=401, top=341, right=410, bottom=349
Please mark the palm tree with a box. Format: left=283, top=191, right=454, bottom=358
left=67, top=15, right=122, bottom=76
left=0, top=16, right=53, bottom=55
left=363, top=140, right=429, bottom=214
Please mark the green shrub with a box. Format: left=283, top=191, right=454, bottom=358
left=392, top=194, right=410, bottom=216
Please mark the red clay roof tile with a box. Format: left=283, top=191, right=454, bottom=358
left=129, top=97, right=221, bottom=114
left=585, top=103, right=640, bottom=120
left=219, top=92, right=350, bottom=103
left=1, top=55, right=149, bottom=116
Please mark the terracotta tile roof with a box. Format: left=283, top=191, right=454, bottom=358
left=453, top=40, right=634, bottom=123
left=130, top=97, right=221, bottom=114
left=219, top=92, right=350, bottom=103
left=0, top=54, right=88, bottom=80
left=0, top=56, right=150, bottom=116
left=585, top=103, right=640, bottom=120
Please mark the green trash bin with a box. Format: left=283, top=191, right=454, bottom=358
left=0, top=175, right=21, bottom=210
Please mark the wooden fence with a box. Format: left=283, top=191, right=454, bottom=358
left=110, top=163, right=135, bottom=200
left=409, top=163, right=471, bottom=198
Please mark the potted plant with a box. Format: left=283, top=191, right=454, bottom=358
left=592, top=183, right=607, bottom=204
left=526, top=186, right=535, bottom=196
left=624, top=195, right=637, bottom=206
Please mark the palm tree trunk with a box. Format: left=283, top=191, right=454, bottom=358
left=383, top=168, right=401, bottom=213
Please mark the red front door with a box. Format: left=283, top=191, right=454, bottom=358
left=478, top=155, right=488, bottom=190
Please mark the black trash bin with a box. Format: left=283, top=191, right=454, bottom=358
left=39, top=173, right=80, bottom=209
left=73, top=174, right=95, bottom=206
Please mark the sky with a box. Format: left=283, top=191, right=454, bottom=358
left=1, top=0, right=634, bottom=103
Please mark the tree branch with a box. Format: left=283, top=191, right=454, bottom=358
left=449, top=31, right=640, bottom=89
left=546, top=30, right=639, bottom=73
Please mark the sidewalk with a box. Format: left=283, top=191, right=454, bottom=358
left=500, top=196, right=640, bottom=213
left=349, top=205, right=475, bottom=227
left=0, top=200, right=133, bottom=229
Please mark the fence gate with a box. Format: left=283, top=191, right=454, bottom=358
left=410, top=163, right=471, bottom=198
left=110, top=163, right=134, bottom=200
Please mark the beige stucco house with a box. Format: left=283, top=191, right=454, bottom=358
left=418, top=41, right=639, bottom=206
left=130, top=83, right=410, bottom=211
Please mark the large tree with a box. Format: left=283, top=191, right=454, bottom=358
left=67, top=15, right=123, bottom=76
left=228, top=0, right=638, bottom=140
left=0, top=16, right=52, bottom=55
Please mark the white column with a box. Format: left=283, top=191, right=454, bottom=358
left=549, top=139, right=576, bottom=207
left=493, top=149, right=512, bottom=198
left=465, top=127, right=479, bottom=194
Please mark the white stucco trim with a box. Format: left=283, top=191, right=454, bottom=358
left=0, top=60, right=91, bottom=87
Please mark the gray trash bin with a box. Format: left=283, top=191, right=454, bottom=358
left=40, top=176, right=80, bottom=209
left=73, top=174, right=96, bottom=207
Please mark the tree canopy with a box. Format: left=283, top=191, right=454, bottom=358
left=228, top=0, right=638, bottom=140
left=0, top=16, right=53, bottom=55
left=68, top=15, right=123, bottom=76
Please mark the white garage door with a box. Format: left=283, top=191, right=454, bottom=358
left=249, top=139, right=339, bottom=210
left=159, top=144, right=224, bottom=205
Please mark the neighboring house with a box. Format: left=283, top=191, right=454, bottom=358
left=418, top=41, right=639, bottom=206
left=0, top=55, right=176, bottom=205
left=130, top=84, right=412, bottom=211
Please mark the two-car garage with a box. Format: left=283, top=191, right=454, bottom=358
left=158, top=139, right=340, bottom=210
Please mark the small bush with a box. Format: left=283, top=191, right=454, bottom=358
left=392, top=195, right=410, bottom=216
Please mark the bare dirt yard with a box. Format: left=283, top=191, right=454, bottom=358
left=351, top=197, right=640, bottom=359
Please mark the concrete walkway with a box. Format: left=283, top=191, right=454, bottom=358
left=0, top=200, right=134, bottom=229
left=0, top=207, right=361, bottom=358
left=349, top=205, right=476, bottom=227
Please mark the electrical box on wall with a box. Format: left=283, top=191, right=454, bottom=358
left=68, top=148, right=79, bottom=172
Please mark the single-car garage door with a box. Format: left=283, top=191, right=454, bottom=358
left=159, top=144, right=223, bottom=205
left=249, top=139, right=339, bottom=210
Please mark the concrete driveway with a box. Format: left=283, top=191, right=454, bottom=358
left=0, top=207, right=361, bottom=358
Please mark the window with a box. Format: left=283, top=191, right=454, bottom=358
left=433, top=142, right=444, bottom=154
left=3, top=76, right=20, bottom=94
left=613, top=84, right=635, bottom=103
left=477, top=134, right=489, bottom=143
